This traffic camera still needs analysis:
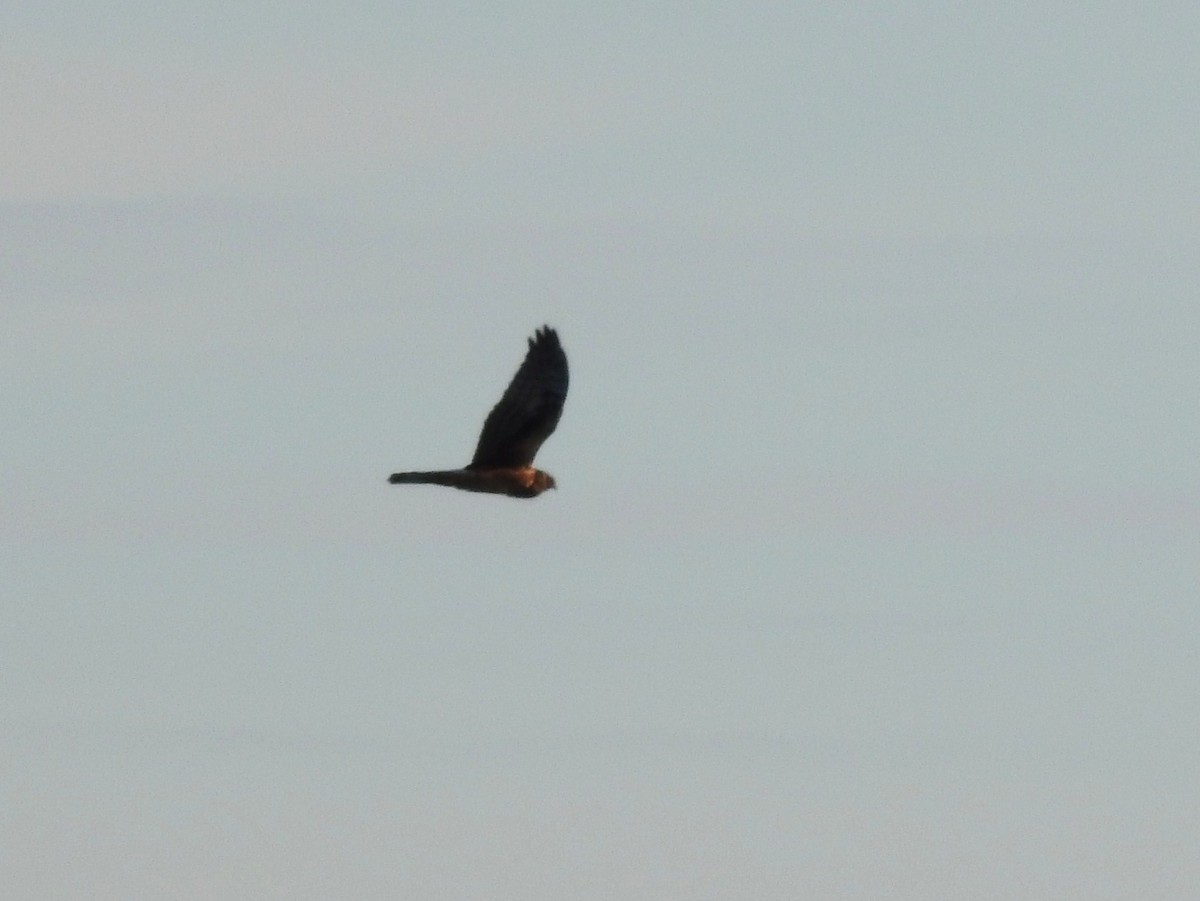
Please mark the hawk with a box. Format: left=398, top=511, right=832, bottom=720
left=388, top=326, right=569, bottom=498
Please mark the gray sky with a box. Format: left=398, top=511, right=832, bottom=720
left=4, top=3, right=1199, bottom=898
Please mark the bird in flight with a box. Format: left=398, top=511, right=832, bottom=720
left=388, top=326, right=569, bottom=498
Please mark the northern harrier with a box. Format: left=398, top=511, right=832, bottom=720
left=388, top=326, right=568, bottom=498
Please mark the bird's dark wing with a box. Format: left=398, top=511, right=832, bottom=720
left=468, top=326, right=569, bottom=468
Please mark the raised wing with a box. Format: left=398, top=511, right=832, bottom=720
left=468, top=326, right=569, bottom=469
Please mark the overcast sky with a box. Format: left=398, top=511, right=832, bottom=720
left=4, top=4, right=1199, bottom=898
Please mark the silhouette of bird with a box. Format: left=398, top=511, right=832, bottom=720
left=388, top=326, right=568, bottom=498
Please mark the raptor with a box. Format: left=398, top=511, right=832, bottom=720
left=388, top=326, right=568, bottom=498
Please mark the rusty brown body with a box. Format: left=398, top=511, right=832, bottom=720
left=388, top=467, right=556, bottom=498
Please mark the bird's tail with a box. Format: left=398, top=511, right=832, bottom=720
left=388, top=470, right=464, bottom=487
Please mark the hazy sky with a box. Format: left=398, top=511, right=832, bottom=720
left=4, top=4, right=1199, bottom=898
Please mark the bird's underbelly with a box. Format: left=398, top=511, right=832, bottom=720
left=457, top=467, right=539, bottom=495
